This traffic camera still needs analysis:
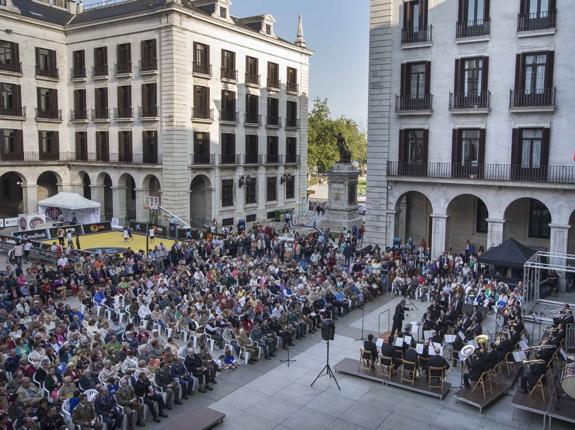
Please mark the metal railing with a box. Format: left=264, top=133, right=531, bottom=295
left=118, top=151, right=132, bottom=163
left=285, top=154, right=300, bottom=164
left=193, top=62, right=212, bottom=76
left=39, top=152, right=59, bottom=161
left=0, top=61, right=21, bottom=73
left=266, top=115, right=281, bottom=127
left=266, top=154, right=282, bottom=164
left=401, top=25, right=432, bottom=44
left=449, top=91, right=490, bottom=110
left=92, top=64, right=108, bottom=77
left=92, top=108, right=110, bottom=120
left=191, top=153, right=216, bottom=165
left=138, top=106, right=158, bottom=118
left=286, top=82, right=299, bottom=93
left=245, top=73, right=260, bottom=85
left=71, top=67, right=86, bottom=79
left=35, top=108, right=62, bottom=120
left=219, top=154, right=241, bottom=165
left=192, top=108, right=214, bottom=120
left=518, top=11, right=556, bottom=31
left=221, top=68, right=237, bottom=81
left=115, top=62, right=132, bottom=75
left=395, top=94, right=433, bottom=112
left=456, top=19, right=490, bottom=38
left=70, top=109, right=88, bottom=121
left=285, top=117, right=300, bottom=129
left=35, top=65, right=58, bottom=79
left=0, top=105, right=25, bottom=117
left=267, top=78, right=280, bottom=89
left=387, top=161, right=575, bottom=184
left=509, top=88, right=556, bottom=108
left=244, top=113, right=261, bottom=125
left=244, top=153, right=262, bottom=165
left=139, top=59, right=157, bottom=72
left=220, top=110, right=238, bottom=123
left=114, top=107, right=133, bottom=119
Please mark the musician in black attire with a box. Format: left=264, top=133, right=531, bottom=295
left=484, top=343, right=498, bottom=371
left=463, top=352, right=486, bottom=389
left=404, top=342, right=419, bottom=368
left=520, top=360, right=546, bottom=393
left=381, top=336, right=401, bottom=369
left=391, top=299, right=409, bottom=337
left=496, top=334, right=514, bottom=362
left=427, top=346, right=450, bottom=378
left=363, top=334, right=378, bottom=368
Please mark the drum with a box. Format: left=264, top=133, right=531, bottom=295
left=560, top=363, right=575, bottom=399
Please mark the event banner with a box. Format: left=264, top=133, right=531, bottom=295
left=150, top=225, right=167, bottom=238
left=82, top=222, right=112, bottom=234
left=129, top=221, right=148, bottom=235
left=48, top=224, right=84, bottom=239
left=12, top=228, right=51, bottom=241
left=178, top=228, right=199, bottom=240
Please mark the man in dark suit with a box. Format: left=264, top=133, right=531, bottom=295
left=363, top=334, right=378, bottom=368
left=381, top=336, right=400, bottom=369
left=391, top=299, right=409, bottom=337
left=427, top=346, right=450, bottom=379
left=463, top=352, right=486, bottom=389
left=404, top=342, right=419, bottom=368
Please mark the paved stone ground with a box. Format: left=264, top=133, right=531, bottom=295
left=146, top=294, right=571, bottom=430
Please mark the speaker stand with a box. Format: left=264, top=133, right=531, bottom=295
left=311, top=340, right=341, bottom=390
left=354, top=306, right=365, bottom=341
left=279, top=346, right=296, bottom=367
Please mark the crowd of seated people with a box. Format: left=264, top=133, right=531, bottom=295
left=0, top=223, right=387, bottom=430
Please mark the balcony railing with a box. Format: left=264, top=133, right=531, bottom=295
left=267, top=78, right=280, bottom=89
left=387, top=161, right=575, bottom=184
left=285, top=154, right=300, bottom=164
left=71, top=67, right=86, bottom=79
left=285, top=117, right=300, bottom=129
left=518, top=11, right=556, bottom=32
left=92, top=108, right=110, bottom=120
left=139, top=59, right=158, bottom=72
left=220, top=154, right=241, bottom=165
left=193, top=62, right=212, bottom=76
left=244, top=153, right=262, bottom=165
left=138, top=106, right=158, bottom=118
left=70, top=109, right=88, bottom=121
left=35, top=66, right=59, bottom=79
left=286, top=82, right=299, bottom=93
left=114, top=107, right=133, bottom=119
left=36, top=108, right=62, bottom=120
left=401, top=25, right=432, bottom=44
left=39, top=152, right=59, bottom=161
left=0, top=61, right=22, bottom=73
left=244, top=113, right=261, bottom=126
left=192, top=108, right=214, bottom=121
left=509, top=88, right=556, bottom=109
left=266, top=154, right=281, bottom=164
left=266, top=115, right=281, bottom=127
left=221, top=67, right=237, bottom=81
left=61, top=152, right=163, bottom=164
left=75, top=149, right=88, bottom=161
left=220, top=110, right=238, bottom=123
left=245, top=73, right=260, bottom=86
left=456, top=19, right=490, bottom=38
left=449, top=91, right=490, bottom=110
left=0, top=105, right=25, bottom=117
left=115, top=62, right=132, bottom=75
left=142, top=152, right=159, bottom=164
left=395, top=94, right=433, bottom=112
left=92, top=64, right=108, bottom=77
left=0, top=150, right=24, bottom=161
left=191, top=153, right=216, bottom=165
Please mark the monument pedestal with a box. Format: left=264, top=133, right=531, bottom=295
left=321, top=163, right=362, bottom=232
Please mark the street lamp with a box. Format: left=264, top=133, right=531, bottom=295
left=239, top=175, right=251, bottom=188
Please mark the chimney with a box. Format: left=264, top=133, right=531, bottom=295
left=295, top=13, right=306, bottom=48
left=66, top=0, right=77, bottom=14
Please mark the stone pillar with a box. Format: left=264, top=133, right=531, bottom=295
left=486, top=218, right=505, bottom=249
left=134, top=188, right=151, bottom=223
left=386, top=210, right=398, bottom=247
left=430, top=214, right=448, bottom=259
left=60, top=182, right=83, bottom=194
left=22, top=184, right=38, bottom=214
left=111, top=186, right=127, bottom=224
left=549, top=223, right=570, bottom=291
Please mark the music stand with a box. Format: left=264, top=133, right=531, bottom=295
left=279, top=346, right=296, bottom=367
left=354, top=306, right=365, bottom=341
left=311, top=340, right=341, bottom=390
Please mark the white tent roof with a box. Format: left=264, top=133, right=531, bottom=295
left=37, top=192, right=100, bottom=210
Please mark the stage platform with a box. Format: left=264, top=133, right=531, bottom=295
left=169, top=407, right=225, bottom=430
left=334, top=357, right=451, bottom=400
left=454, top=366, right=519, bottom=414
left=512, top=389, right=575, bottom=428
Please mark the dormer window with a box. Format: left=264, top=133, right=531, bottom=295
left=265, top=24, right=272, bottom=35
left=220, top=7, right=227, bottom=19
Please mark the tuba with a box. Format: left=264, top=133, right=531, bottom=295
left=475, top=335, right=489, bottom=354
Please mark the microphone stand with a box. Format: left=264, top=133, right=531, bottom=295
left=354, top=306, right=365, bottom=341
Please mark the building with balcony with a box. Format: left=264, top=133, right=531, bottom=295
left=367, top=0, right=575, bottom=260
left=0, top=0, right=311, bottom=228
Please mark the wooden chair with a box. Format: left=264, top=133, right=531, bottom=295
left=400, top=359, right=417, bottom=386
left=378, top=356, right=394, bottom=380
left=529, top=374, right=549, bottom=402
left=502, top=352, right=512, bottom=375
left=471, top=371, right=492, bottom=398
left=359, top=349, right=372, bottom=372
left=428, top=366, right=444, bottom=391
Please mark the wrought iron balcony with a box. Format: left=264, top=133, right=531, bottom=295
left=286, top=82, right=299, bottom=93
left=35, top=108, right=62, bottom=121
left=138, top=106, right=158, bottom=118
left=71, top=67, right=86, bottom=79
left=114, top=107, right=133, bottom=120
left=192, top=108, right=214, bottom=121
left=220, top=110, right=238, bottom=123
left=285, top=117, right=300, bottom=129
left=456, top=19, right=490, bottom=38
left=509, top=88, right=556, bottom=110
left=92, top=108, right=110, bottom=120
left=139, top=59, right=157, bottom=73
left=115, top=62, right=132, bottom=75
left=219, top=154, right=241, bottom=165
left=221, top=67, right=237, bottom=81
left=518, top=11, right=556, bottom=32
left=244, top=113, right=261, bottom=126
left=70, top=108, right=88, bottom=121
left=193, top=62, right=212, bottom=76
left=266, top=115, right=281, bottom=128
left=401, top=25, right=432, bottom=45
left=395, top=94, right=433, bottom=113
left=245, top=73, right=260, bottom=86
left=285, top=154, right=300, bottom=164
left=0, top=105, right=25, bottom=117
left=449, top=91, right=490, bottom=111
left=35, top=65, right=58, bottom=79
left=0, top=61, right=21, bottom=74
left=92, top=64, right=108, bottom=77
left=267, top=77, right=280, bottom=89
left=244, top=153, right=262, bottom=165
left=191, top=153, right=216, bottom=166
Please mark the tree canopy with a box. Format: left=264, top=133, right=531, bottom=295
left=307, top=98, right=367, bottom=172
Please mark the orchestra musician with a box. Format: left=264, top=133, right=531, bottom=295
left=381, top=336, right=401, bottom=369
left=520, top=360, right=546, bottom=393
left=427, top=346, right=450, bottom=377
left=463, top=350, right=486, bottom=389
left=363, top=334, right=378, bottom=368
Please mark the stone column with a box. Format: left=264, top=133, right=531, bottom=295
left=386, top=210, right=398, bottom=247
left=430, top=214, right=448, bottom=259
left=21, top=184, right=38, bottom=214
left=90, top=185, right=105, bottom=221
left=486, top=218, right=505, bottom=249
left=111, top=186, right=127, bottom=225
left=60, top=182, right=83, bottom=194
left=134, top=188, right=151, bottom=223
left=549, top=223, right=570, bottom=291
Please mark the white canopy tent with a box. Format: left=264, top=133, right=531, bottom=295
left=37, top=192, right=101, bottom=224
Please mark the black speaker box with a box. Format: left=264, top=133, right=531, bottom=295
left=321, top=319, right=335, bottom=341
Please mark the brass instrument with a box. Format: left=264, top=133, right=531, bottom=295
left=475, top=334, right=489, bottom=354
left=522, top=359, right=545, bottom=364
left=524, top=345, right=556, bottom=351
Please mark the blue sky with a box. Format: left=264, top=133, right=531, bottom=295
left=83, top=0, right=369, bottom=126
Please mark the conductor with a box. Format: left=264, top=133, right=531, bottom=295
left=391, top=299, right=409, bottom=337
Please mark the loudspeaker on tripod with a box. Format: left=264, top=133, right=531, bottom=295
left=321, top=318, right=335, bottom=341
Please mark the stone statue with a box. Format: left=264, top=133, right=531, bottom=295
left=334, top=132, right=352, bottom=164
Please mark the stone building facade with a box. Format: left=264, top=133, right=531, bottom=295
left=368, top=0, right=575, bottom=259
left=0, top=0, right=311, bottom=227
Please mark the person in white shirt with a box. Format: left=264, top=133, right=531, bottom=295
left=148, top=226, right=155, bottom=243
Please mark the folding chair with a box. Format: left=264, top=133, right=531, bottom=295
left=529, top=374, right=549, bottom=402
left=359, top=349, right=372, bottom=372
left=400, top=359, right=417, bottom=385
left=428, top=366, right=444, bottom=391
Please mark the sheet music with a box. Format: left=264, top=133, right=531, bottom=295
left=468, top=339, right=479, bottom=350
left=444, top=335, right=456, bottom=343
left=416, top=343, right=424, bottom=355
left=424, top=330, right=435, bottom=340
left=395, top=337, right=404, bottom=347
left=376, top=338, right=384, bottom=348
left=404, top=336, right=412, bottom=345
left=513, top=350, right=526, bottom=362
left=429, top=347, right=435, bottom=356
left=458, top=331, right=465, bottom=340
left=518, top=340, right=528, bottom=351
left=432, top=342, right=443, bottom=356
